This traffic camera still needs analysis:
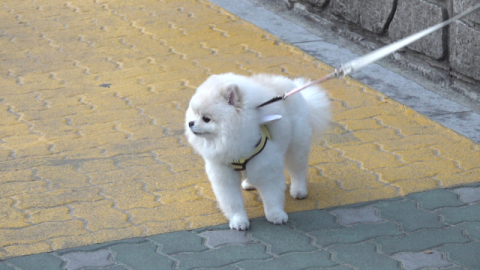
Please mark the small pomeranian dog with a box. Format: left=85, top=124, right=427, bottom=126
left=185, top=73, right=330, bottom=230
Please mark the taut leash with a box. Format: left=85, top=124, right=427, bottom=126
left=257, top=3, right=480, bottom=109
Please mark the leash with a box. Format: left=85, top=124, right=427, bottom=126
left=257, top=3, right=480, bottom=108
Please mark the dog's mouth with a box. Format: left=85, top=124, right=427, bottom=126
left=191, top=130, right=210, bottom=136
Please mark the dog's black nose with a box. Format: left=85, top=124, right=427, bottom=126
left=188, top=121, right=195, bottom=128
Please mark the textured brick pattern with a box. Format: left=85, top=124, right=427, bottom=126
left=3, top=185, right=480, bottom=269
left=0, top=0, right=479, bottom=259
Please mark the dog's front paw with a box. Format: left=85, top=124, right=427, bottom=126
left=229, top=215, right=250, bottom=231
left=266, top=211, right=288, bottom=225
left=290, top=188, right=307, bottom=200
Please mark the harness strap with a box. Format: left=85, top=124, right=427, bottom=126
left=231, top=125, right=271, bottom=171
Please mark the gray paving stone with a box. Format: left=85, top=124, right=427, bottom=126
left=437, top=203, right=480, bottom=225
left=374, top=227, right=470, bottom=255
left=148, top=231, right=208, bottom=255
left=237, top=250, right=337, bottom=270
left=289, top=210, right=343, bottom=232
left=439, top=242, right=480, bottom=269
left=458, top=221, right=480, bottom=240
left=330, top=206, right=384, bottom=226
left=328, top=242, right=401, bottom=269
left=172, top=243, right=270, bottom=270
left=62, top=249, right=114, bottom=270
left=373, top=200, right=445, bottom=232
left=452, top=186, right=480, bottom=203
left=198, top=230, right=254, bottom=248
left=249, top=219, right=316, bottom=255
left=310, top=222, right=403, bottom=247
left=407, top=189, right=465, bottom=211
left=391, top=250, right=453, bottom=270
left=5, top=253, right=63, bottom=270
left=110, top=242, right=174, bottom=270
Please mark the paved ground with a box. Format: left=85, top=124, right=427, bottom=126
left=0, top=0, right=479, bottom=269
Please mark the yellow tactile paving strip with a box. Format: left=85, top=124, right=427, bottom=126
left=0, top=0, right=479, bottom=259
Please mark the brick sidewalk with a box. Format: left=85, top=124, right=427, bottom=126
left=1, top=0, right=479, bottom=260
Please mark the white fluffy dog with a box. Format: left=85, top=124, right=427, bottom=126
left=185, top=73, right=330, bottom=230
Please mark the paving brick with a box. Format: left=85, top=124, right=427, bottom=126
left=172, top=243, right=271, bottom=270
left=457, top=221, right=480, bottom=241
left=0, top=220, right=87, bottom=247
left=249, top=219, right=316, bottom=255
left=375, top=160, right=463, bottom=183
left=198, top=230, right=254, bottom=248
left=5, top=253, right=64, bottom=270
left=439, top=242, right=480, bottom=269
left=1, top=0, right=479, bottom=259
left=406, top=189, right=465, bottom=211
left=437, top=203, right=480, bottom=225
left=110, top=242, right=174, bottom=270
left=310, top=222, right=402, bottom=247
left=330, top=206, right=384, bottom=226
left=452, top=186, right=480, bottom=203
left=391, top=250, right=452, bottom=270
left=374, top=227, right=470, bottom=255
left=70, top=200, right=131, bottom=231
left=288, top=210, right=343, bottom=232
left=328, top=242, right=401, bottom=269
left=237, top=250, right=337, bottom=270
left=373, top=200, right=445, bottom=232
left=148, top=231, right=208, bottom=255
left=0, top=262, right=15, bottom=270
left=62, top=249, right=114, bottom=270
left=56, top=238, right=147, bottom=255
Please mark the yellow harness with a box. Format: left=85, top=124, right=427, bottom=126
left=231, top=125, right=271, bottom=171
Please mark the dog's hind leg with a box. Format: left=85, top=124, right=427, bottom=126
left=285, top=134, right=311, bottom=199
left=241, top=179, right=256, bottom=190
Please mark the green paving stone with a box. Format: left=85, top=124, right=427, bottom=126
left=373, top=200, right=445, bottom=232
left=249, top=219, right=317, bottom=255
left=437, top=203, right=480, bottom=224
left=172, top=243, right=270, bottom=270
left=307, top=266, right=353, bottom=270
left=407, top=189, right=465, bottom=210
left=309, top=222, right=403, bottom=247
left=195, top=266, right=237, bottom=270
left=457, top=221, right=480, bottom=240
left=289, top=210, right=343, bottom=232
left=439, top=242, right=480, bottom=269
left=56, top=237, right=148, bottom=255
left=236, top=250, right=337, bottom=270
left=0, top=262, right=15, bottom=270
left=6, top=253, right=63, bottom=270
left=91, top=266, right=126, bottom=270
left=374, top=227, right=470, bottom=255
left=328, top=242, right=401, bottom=269
left=148, top=231, right=208, bottom=255
left=110, top=242, right=174, bottom=270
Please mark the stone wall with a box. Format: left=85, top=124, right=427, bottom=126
left=270, top=0, right=480, bottom=99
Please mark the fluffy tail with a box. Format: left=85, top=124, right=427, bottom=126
left=295, top=78, right=331, bottom=141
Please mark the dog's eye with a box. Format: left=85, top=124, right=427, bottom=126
left=202, top=116, right=211, bottom=123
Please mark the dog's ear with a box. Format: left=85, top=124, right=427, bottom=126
left=223, top=83, right=242, bottom=107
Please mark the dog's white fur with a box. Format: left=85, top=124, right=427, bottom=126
left=185, top=73, right=330, bottom=230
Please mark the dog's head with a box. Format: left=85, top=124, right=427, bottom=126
left=185, top=75, right=243, bottom=142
